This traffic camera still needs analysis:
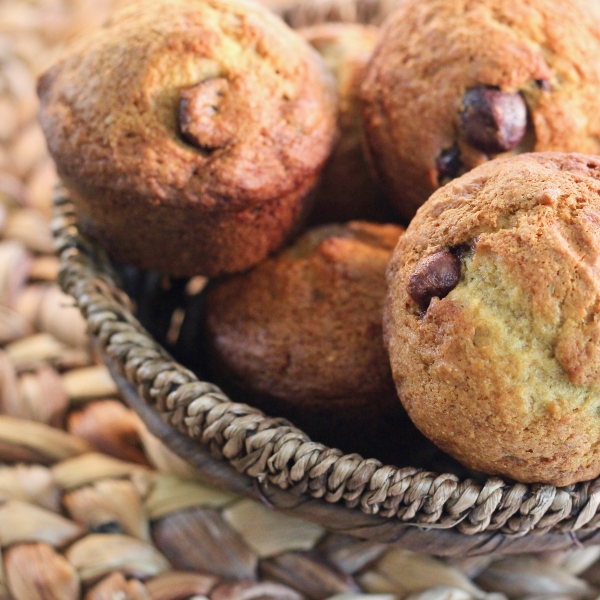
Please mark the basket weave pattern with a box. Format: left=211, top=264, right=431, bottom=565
left=53, top=188, right=600, bottom=543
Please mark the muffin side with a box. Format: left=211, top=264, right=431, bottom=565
left=205, top=221, right=406, bottom=456
left=300, top=23, right=394, bottom=224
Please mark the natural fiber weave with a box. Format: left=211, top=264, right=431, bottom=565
left=53, top=187, right=600, bottom=552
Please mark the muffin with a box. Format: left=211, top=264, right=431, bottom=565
left=38, top=0, right=338, bottom=277
left=205, top=221, right=405, bottom=455
left=361, top=0, right=600, bottom=220
left=385, top=153, right=600, bottom=486
left=299, top=23, right=393, bottom=224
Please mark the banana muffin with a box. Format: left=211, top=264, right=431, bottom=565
left=205, top=221, right=404, bottom=455
left=385, top=152, right=600, bottom=486
left=38, top=0, right=337, bottom=277
left=299, top=23, right=393, bottom=224
left=361, top=0, right=600, bottom=220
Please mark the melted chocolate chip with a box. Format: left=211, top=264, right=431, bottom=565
left=436, top=145, right=463, bottom=185
left=453, top=241, right=476, bottom=262
left=535, top=79, right=551, bottom=92
left=178, top=78, right=234, bottom=151
left=460, top=86, right=527, bottom=154
left=408, top=250, right=461, bottom=312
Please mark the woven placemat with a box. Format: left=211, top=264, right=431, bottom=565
left=3, top=0, right=600, bottom=598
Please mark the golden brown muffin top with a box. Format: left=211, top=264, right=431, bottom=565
left=385, top=153, right=600, bottom=485
left=38, top=0, right=337, bottom=211
left=361, top=0, right=600, bottom=217
left=206, top=221, right=403, bottom=403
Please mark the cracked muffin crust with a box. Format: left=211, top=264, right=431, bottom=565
left=299, top=23, right=393, bottom=224
left=361, top=0, right=600, bottom=221
left=205, top=221, right=404, bottom=455
left=38, top=0, right=338, bottom=277
left=385, top=153, right=600, bottom=486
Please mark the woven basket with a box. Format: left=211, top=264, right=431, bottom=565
left=51, top=203, right=600, bottom=557
left=50, top=0, right=600, bottom=559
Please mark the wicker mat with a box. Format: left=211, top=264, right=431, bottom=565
left=1, top=1, right=600, bottom=599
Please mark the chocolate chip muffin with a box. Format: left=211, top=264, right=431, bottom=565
left=205, top=221, right=405, bottom=456
left=38, top=0, right=337, bottom=277
left=385, top=152, right=600, bottom=486
left=299, top=23, right=393, bottom=224
left=361, top=0, right=600, bottom=220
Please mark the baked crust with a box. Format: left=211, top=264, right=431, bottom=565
left=385, top=152, right=600, bottom=485
left=361, top=0, right=600, bottom=220
left=38, top=0, right=338, bottom=276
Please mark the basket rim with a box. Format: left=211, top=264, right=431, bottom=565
left=51, top=186, right=600, bottom=555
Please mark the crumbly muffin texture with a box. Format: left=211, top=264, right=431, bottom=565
left=385, top=153, right=600, bottom=486
left=38, top=0, right=337, bottom=276
left=361, top=0, right=600, bottom=220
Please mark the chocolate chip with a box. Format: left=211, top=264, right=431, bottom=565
left=436, top=145, right=462, bottom=185
left=408, top=250, right=461, bottom=312
left=460, top=86, right=527, bottom=154
left=453, top=241, right=476, bottom=262
left=535, top=79, right=551, bottom=92
left=179, top=78, right=235, bottom=151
